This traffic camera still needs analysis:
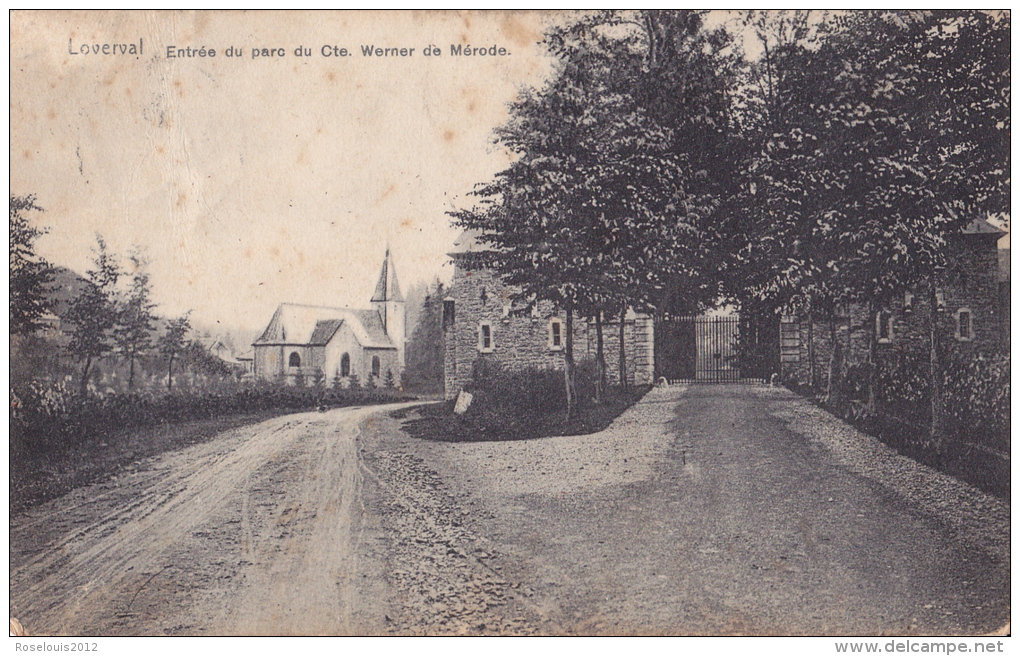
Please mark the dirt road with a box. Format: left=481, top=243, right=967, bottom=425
left=386, top=385, right=1010, bottom=635
left=10, top=403, right=420, bottom=636
left=10, top=386, right=1010, bottom=636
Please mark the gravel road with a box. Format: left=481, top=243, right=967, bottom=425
left=386, top=384, right=1010, bottom=635
left=9, top=385, right=1009, bottom=636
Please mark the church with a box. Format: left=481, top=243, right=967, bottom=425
left=252, top=250, right=405, bottom=386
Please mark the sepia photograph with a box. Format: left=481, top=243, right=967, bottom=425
left=8, top=9, right=1010, bottom=646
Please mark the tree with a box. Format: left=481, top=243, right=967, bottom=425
left=453, top=11, right=734, bottom=416
left=723, top=11, right=1009, bottom=440
left=10, top=195, right=54, bottom=336
left=403, top=280, right=445, bottom=393
left=65, top=235, right=120, bottom=393
left=159, top=314, right=191, bottom=392
left=113, top=249, right=157, bottom=389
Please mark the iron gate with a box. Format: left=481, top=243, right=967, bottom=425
left=654, top=314, right=778, bottom=383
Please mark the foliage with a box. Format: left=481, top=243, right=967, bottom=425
left=466, top=359, right=582, bottom=415
left=403, top=281, right=446, bottom=393
left=113, top=250, right=158, bottom=389
left=65, top=235, right=121, bottom=392
left=942, top=352, right=1010, bottom=452
left=835, top=350, right=1008, bottom=453
left=403, top=359, right=648, bottom=443
left=158, top=314, right=192, bottom=391
left=724, top=11, right=1009, bottom=311
left=10, top=380, right=415, bottom=457
left=10, top=195, right=54, bottom=336
left=452, top=11, right=738, bottom=416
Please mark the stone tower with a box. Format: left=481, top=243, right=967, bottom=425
left=371, top=248, right=406, bottom=367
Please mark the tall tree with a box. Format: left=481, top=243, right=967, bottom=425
left=65, top=235, right=120, bottom=393
left=158, top=314, right=191, bottom=392
left=724, top=11, right=1009, bottom=438
left=453, top=10, right=735, bottom=415
left=114, top=249, right=158, bottom=389
left=9, top=195, right=54, bottom=336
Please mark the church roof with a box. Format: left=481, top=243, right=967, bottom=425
left=253, top=303, right=395, bottom=349
left=371, top=249, right=404, bottom=302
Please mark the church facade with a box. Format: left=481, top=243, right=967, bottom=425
left=252, top=250, right=405, bottom=386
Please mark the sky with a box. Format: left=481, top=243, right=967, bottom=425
left=10, top=11, right=1009, bottom=337
left=10, top=10, right=561, bottom=334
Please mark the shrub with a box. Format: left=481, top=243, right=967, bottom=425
left=943, top=352, right=1010, bottom=452
left=9, top=380, right=416, bottom=458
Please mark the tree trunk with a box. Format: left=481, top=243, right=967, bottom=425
left=807, top=307, right=817, bottom=391
left=564, top=304, right=577, bottom=421
left=618, top=306, right=628, bottom=389
left=167, top=353, right=175, bottom=392
left=80, top=356, right=93, bottom=395
left=866, top=301, right=877, bottom=415
left=929, top=282, right=944, bottom=449
left=825, top=316, right=843, bottom=405
left=594, top=310, right=606, bottom=404
left=128, top=353, right=136, bottom=390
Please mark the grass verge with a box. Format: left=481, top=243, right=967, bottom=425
left=9, top=412, right=285, bottom=514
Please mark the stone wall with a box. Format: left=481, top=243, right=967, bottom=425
left=781, top=234, right=1005, bottom=388
left=443, top=263, right=655, bottom=399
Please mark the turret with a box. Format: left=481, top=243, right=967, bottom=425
left=371, top=248, right=406, bottom=367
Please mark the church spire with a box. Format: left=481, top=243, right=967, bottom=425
left=371, top=247, right=403, bottom=303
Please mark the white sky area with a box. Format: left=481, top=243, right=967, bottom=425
left=11, top=10, right=560, bottom=333
left=10, top=11, right=1009, bottom=336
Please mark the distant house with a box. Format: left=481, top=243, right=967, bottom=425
left=442, top=231, right=655, bottom=400
left=197, top=336, right=247, bottom=374
left=236, top=349, right=255, bottom=379
left=780, top=218, right=1008, bottom=387
left=252, top=250, right=405, bottom=386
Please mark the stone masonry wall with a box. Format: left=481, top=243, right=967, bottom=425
left=781, top=235, right=1004, bottom=388
left=443, top=263, right=654, bottom=399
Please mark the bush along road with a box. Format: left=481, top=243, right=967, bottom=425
left=9, top=386, right=1009, bottom=635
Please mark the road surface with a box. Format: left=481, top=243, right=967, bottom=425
left=9, top=386, right=1010, bottom=635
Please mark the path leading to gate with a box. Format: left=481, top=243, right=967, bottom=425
left=392, top=384, right=1009, bottom=635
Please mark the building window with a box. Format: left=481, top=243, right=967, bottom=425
left=478, top=321, right=494, bottom=352
left=289, top=352, right=301, bottom=368
left=340, top=353, right=350, bottom=377
left=876, top=311, right=894, bottom=344
left=443, top=299, right=455, bottom=329
left=935, top=290, right=946, bottom=311
left=904, top=291, right=914, bottom=313
left=955, top=308, right=974, bottom=342
left=548, top=318, right=563, bottom=350
left=371, top=356, right=381, bottom=378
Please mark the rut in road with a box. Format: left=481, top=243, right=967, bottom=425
left=10, top=403, right=420, bottom=636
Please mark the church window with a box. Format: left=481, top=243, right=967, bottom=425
left=289, top=352, right=301, bottom=368
left=340, top=353, right=351, bottom=377
left=371, top=356, right=381, bottom=378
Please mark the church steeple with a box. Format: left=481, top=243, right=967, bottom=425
left=371, top=247, right=404, bottom=304
left=370, top=248, right=406, bottom=368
